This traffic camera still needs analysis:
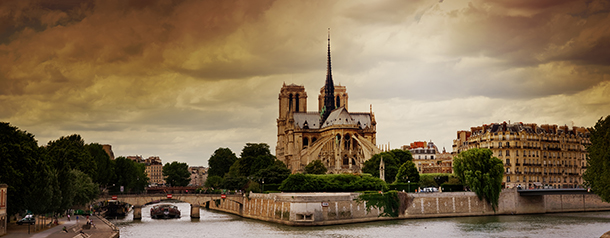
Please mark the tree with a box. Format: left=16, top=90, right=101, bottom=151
left=204, top=175, right=224, bottom=188
left=253, top=160, right=291, bottom=184
left=583, top=115, right=610, bottom=202
left=453, top=148, right=503, bottom=211
left=304, top=160, right=327, bottom=174
left=112, top=157, right=148, bottom=193
left=44, top=134, right=97, bottom=181
left=207, top=148, right=237, bottom=177
left=362, top=152, right=400, bottom=183
left=163, top=161, right=191, bottom=187
left=389, top=149, right=413, bottom=165
left=238, top=143, right=273, bottom=176
left=86, top=143, right=115, bottom=187
left=0, top=122, right=48, bottom=216
left=238, top=143, right=275, bottom=176
left=395, top=161, right=419, bottom=183
left=70, top=169, right=99, bottom=206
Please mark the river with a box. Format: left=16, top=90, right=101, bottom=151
left=110, top=202, right=610, bottom=238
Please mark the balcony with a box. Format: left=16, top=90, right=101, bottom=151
left=504, top=163, right=511, bottom=167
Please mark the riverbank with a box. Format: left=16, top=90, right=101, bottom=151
left=2, top=215, right=118, bottom=238
left=205, top=189, right=610, bottom=226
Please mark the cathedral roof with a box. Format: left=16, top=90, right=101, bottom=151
left=292, top=107, right=373, bottom=130
left=321, top=107, right=372, bottom=129
left=293, top=112, right=322, bottom=129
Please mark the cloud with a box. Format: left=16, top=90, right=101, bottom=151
left=0, top=0, right=608, bottom=166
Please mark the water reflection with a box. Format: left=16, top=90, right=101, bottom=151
left=112, top=202, right=610, bottom=238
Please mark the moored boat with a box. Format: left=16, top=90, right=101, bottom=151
left=104, top=200, right=130, bottom=217
left=150, top=204, right=180, bottom=219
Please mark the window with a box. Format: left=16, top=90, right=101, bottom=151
left=506, top=159, right=510, bottom=164
left=507, top=176, right=511, bottom=182
left=294, top=93, right=299, bottom=112
left=506, top=150, right=510, bottom=156
left=499, top=150, right=503, bottom=156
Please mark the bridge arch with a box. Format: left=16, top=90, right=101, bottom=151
left=97, top=194, right=244, bottom=220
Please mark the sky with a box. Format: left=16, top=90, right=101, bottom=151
left=1, top=0, right=609, bottom=167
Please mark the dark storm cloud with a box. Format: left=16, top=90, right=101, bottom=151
left=1, top=0, right=608, bottom=165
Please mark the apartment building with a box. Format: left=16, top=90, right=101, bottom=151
left=453, top=122, right=590, bottom=189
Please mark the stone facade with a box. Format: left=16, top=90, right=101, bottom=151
left=188, top=166, right=207, bottom=186
left=403, top=141, right=454, bottom=174
left=207, top=190, right=610, bottom=225
left=276, top=34, right=380, bottom=174
left=144, top=156, right=164, bottom=185
left=0, top=184, right=7, bottom=236
left=452, top=122, right=590, bottom=189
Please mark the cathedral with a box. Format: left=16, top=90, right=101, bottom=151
left=276, top=32, right=381, bottom=174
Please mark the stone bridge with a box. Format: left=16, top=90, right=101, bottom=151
left=97, top=194, right=244, bottom=220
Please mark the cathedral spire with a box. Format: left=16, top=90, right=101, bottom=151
left=322, top=28, right=335, bottom=122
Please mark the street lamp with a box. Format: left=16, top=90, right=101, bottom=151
left=408, top=180, right=410, bottom=193
left=262, top=179, right=265, bottom=193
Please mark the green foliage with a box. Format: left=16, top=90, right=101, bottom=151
left=0, top=123, right=119, bottom=215
left=221, top=176, right=249, bottom=190
left=252, top=160, right=291, bottom=184
left=0, top=122, right=49, bottom=215
left=44, top=135, right=97, bottom=182
left=85, top=143, right=115, bottom=186
left=237, top=143, right=273, bottom=176
left=279, top=174, right=388, bottom=192
left=362, top=152, right=398, bottom=183
left=395, top=161, right=419, bottom=183
left=304, top=160, right=327, bottom=174
left=207, top=148, right=237, bottom=177
left=205, top=175, right=224, bottom=188
left=357, top=190, right=400, bottom=217
left=444, top=175, right=462, bottom=185
left=163, top=161, right=191, bottom=187
left=453, top=148, right=504, bottom=211
left=246, top=181, right=261, bottom=193
left=419, top=175, right=438, bottom=187
left=584, top=115, right=610, bottom=202
left=70, top=169, right=99, bottom=206
left=112, top=157, right=149, bottom=193
left=390, top=149, right=414, bottom=164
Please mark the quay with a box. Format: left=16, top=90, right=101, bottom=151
left=100, top=188, right=610, bottom=226
left=3, top=215, right=118, bottom=238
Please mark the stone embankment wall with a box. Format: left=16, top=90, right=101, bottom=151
left=206, top=189, right=610, bottom=226
left=207, top=193, right=390, bottom=226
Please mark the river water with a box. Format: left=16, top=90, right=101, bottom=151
left=110, top=202, right=610, bottom=238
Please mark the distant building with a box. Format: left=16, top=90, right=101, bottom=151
left=102, top=144, right=115, bottom=160
left=144, top=156, right=164, bottom=186
left=452, top=122, right=590, bottom=189
left=403, top=141, right=453, bottom=174
left=126, top=155, right=144, bottom=163
left=188, top=166, right=207, bottom=186
left=0, top=184, right=7, bottom=236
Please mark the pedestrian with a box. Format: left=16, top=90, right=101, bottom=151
left=67, top=214, right=70, bottom=221
left=76, top=215, right=79, bottom=223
